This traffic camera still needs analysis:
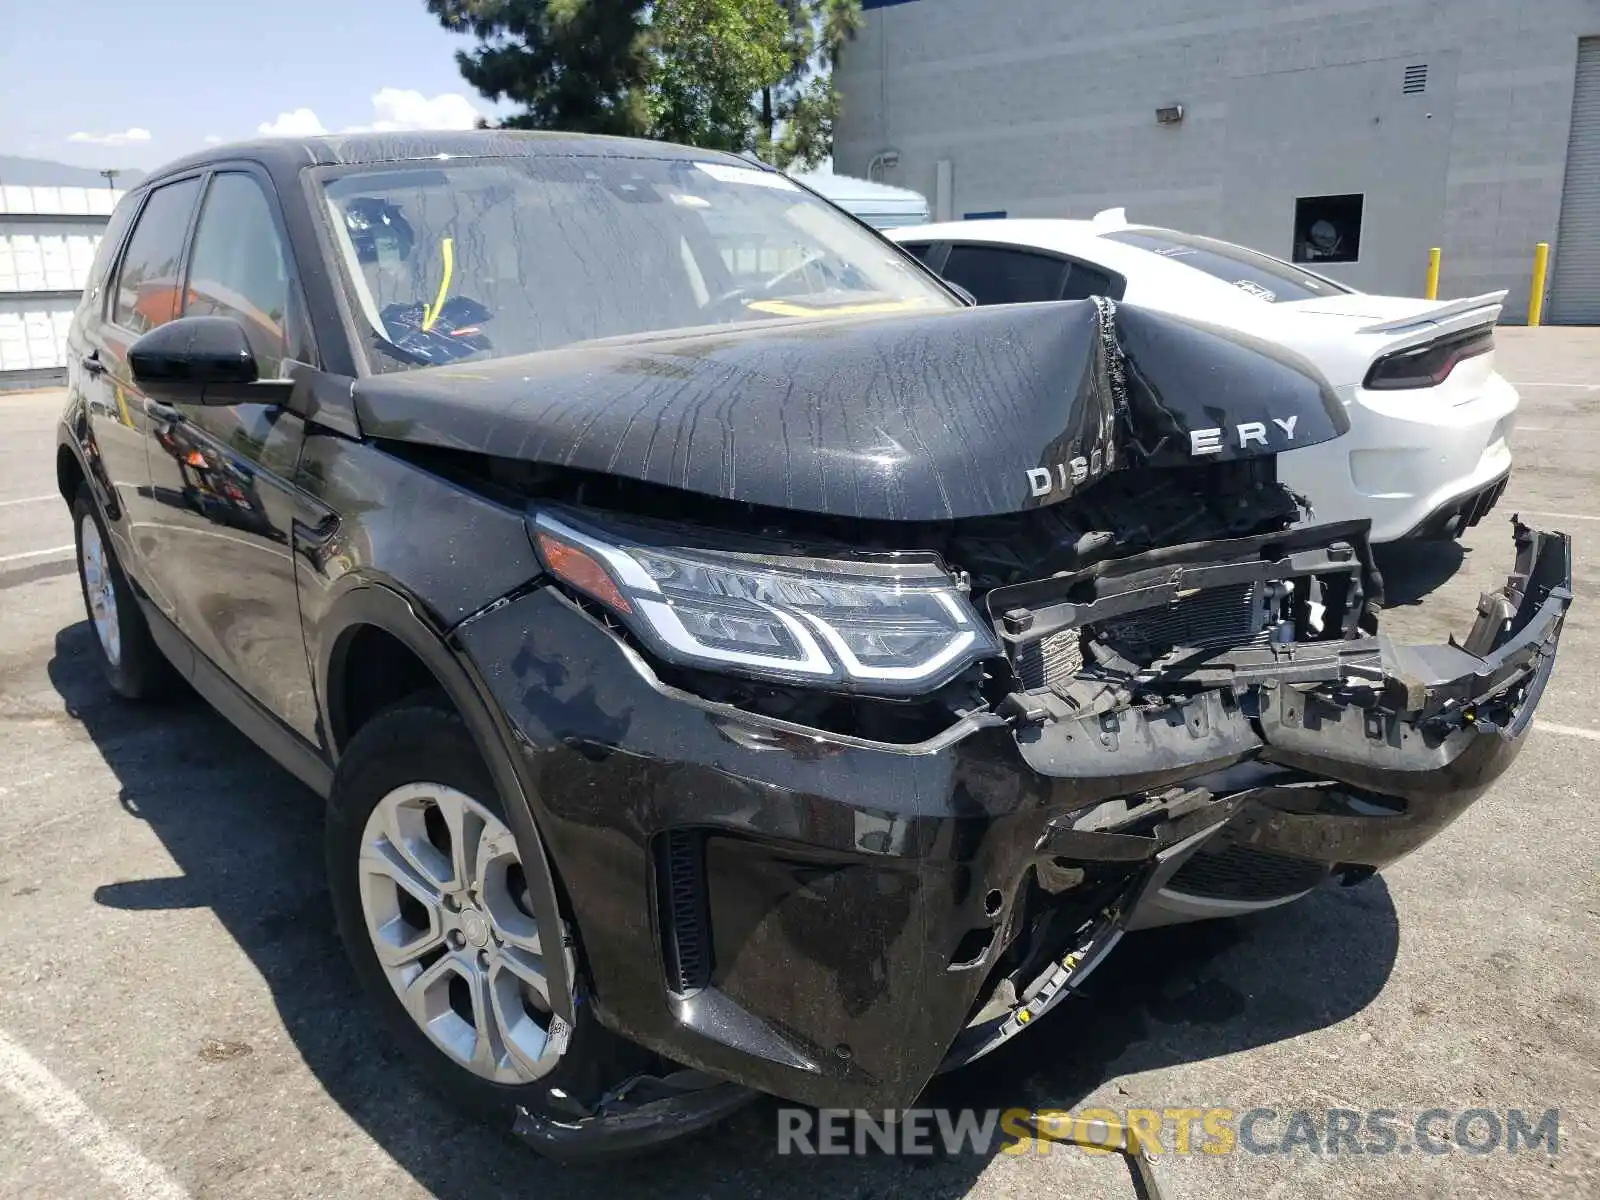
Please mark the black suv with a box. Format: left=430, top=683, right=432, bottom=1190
left=56, top=132, right=1570, bottom=1155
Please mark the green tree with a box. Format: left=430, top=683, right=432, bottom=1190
left=647, top=0, right=789, bottom=152
left=426, top=1, right=653, bottom=136
left=428, top=0, right=863, bottom=165
left=759, top=0, right=863, bottom=169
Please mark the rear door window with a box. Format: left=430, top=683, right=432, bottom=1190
left=1101, top=228, right=1350, bottom=302
left=110, top=177, right=202, bottom=333
left=1060, top=260, right=1123, bottom=301
left=81, top=199, right=138, bottom=317
left=940, top=244, right=1067, bottom=305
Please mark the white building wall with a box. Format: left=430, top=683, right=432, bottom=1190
left=835, top=0, right=1600, bottom=319
left=0, top=185, right=124, bottom=380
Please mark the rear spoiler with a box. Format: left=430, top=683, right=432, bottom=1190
left=1357, top=290, right=1506, bottom=335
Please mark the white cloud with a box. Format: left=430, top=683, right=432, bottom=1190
left=256, top=89, right=483, bottom=141
left=257, top=107, right=328, bottom=138
left=351, top=88, right=482, bottom=132
left=67, top=127, right=152, bottom=147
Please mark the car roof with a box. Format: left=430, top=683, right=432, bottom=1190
left=139, top=129, right=753, bottom=190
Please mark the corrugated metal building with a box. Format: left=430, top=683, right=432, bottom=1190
left=835, top=0, right=1600, bottom=322
left=0, top=183, right=126, bottom=388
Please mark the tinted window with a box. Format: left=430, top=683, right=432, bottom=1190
left=1061, top=261, right=1120, bottom=301
left=111, top=178, right=201, bottom=334
left=940, top=245, right=1067, bottom=305
left=898, top=241, right=935, bottom=263
left=83, top=199, right=139, bottom=315
left=1101, top=228, right=1351, bottom=302
left=185, top=173, right=293, bottom=379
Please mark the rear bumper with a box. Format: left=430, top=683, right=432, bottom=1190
left=1277, top=372, right=1517, bottom=543
left=452, top=517, right=1570, bottom=1119
left=1397, top=468, right=1508, bottom=540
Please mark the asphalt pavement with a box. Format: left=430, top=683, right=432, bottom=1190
left=0, top=329, right=1596, bottom=1199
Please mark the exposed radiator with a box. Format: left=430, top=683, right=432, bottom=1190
left=1093, top=583, right=1270, bottom=660
left=1015, top=628, right=1085, bottom=691
left=1014, top=583, right=1274, bottom=691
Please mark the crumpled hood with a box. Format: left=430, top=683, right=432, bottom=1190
left=352, top=299, right=1348, bottom=522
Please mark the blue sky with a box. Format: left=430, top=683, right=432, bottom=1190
left=0, top=0, right=506, bottom=169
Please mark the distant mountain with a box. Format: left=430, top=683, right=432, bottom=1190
left=0, top=155, right=146, bottom=188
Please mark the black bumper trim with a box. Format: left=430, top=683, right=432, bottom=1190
left=1397, top=469, right=1510, bottom=541
left=512, top=1074, right=757, bottom=1161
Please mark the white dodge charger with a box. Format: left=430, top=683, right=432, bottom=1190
left=889, top=214, right=1516, bottom=544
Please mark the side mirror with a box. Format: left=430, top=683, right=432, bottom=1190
left=128, top=316, right=290, bottom=406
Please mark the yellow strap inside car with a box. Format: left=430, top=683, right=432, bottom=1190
left=422, top=237, right=455, bottom=331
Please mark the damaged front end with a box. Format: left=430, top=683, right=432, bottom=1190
left=424, top=296, right=1570, bottom=1137
left=941, top=514, right=1568, bottom=1069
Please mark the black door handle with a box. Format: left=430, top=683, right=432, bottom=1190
left=81, top=352, right=105, bottom=376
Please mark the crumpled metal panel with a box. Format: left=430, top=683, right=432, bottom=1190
left=352, top=297, right=1348, bottom=522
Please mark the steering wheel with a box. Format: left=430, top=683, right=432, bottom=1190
left=704, top=255, right=830, bottom=320
left=704, top=286, right=756, bottom=319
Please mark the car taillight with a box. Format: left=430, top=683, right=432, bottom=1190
left=1363, top=327, right=1494, bottom=390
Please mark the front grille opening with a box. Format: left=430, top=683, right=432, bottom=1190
left=1008, top=553, right=1369, bottom=697
left=655, top=830, right=713, bottom=994
left=1166, top=843, right=1330, bottom=903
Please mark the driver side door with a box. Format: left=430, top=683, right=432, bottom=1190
left=141, top=167, right=323, bottom=742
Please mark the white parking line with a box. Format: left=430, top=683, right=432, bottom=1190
left=0, top=495, right=57, bottom=508
left=0, top=544, right=73, bottom=565
left=1536, top=721, right=1600, bottom=743
left=1523, top=510, right=1600, bottom=523
left=0, top=1027, right=189, bottom=1200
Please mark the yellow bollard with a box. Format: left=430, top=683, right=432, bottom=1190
left=1528, top=242, right=1550, bottom=327
left=1425, top=247, right=1441, bottom=301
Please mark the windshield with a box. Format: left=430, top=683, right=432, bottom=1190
left=1100, top=228, right=1353, bottom=303
left=316, top=156, right=956, bottom=371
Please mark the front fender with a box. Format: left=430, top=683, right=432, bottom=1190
left=310, top=581, right=576, bottom=1026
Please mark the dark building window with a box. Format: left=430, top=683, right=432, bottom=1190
left=1293, top=194, right=1363, bottom=264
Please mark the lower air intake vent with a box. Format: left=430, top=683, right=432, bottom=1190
left=1166, top=843, right=1330, bottom=903
left=656, top=830, right=712, bottom=994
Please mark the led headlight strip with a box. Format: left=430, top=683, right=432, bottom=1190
left=530, top=509, right=998, bottom=694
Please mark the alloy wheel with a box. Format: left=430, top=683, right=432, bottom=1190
left=80, top=515, right=121, bottom=667
left=358, top=783, right=571, bottom=1083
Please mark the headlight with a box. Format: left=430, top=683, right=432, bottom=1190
left=529, top=509, right=999, bottom=694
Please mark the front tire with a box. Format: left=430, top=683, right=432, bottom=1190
left=71, top=484, right=175, bottom=699
left=325, top=702, right=646, bottom=1124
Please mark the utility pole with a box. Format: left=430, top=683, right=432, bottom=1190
left=99, top=168, right=120, bottom=190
